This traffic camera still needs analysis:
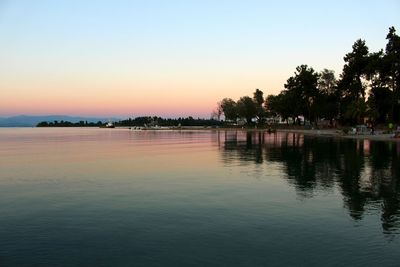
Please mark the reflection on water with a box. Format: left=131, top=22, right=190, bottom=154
left=217, top=131, right=400, bottom=235
left=1, top=128, right=399, bottom=266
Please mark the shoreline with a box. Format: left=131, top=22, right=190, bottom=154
left=275, top=128, right=399, bottom=141
left=133, top=126, right=400, bottom=142
left=175, top=126, right=400, bottom=142
left=14, top=125, right=400, bottom=142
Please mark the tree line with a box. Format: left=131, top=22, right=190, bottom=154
left=37, top=120, right=103, bottom=127
left=215, top=27, right=400, bottom=126
left=37, top=116, right=222, bottom=127
left=115, top=116, right=221, bottom=127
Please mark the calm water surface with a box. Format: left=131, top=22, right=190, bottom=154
left=0, top=128, right=399, bottom=266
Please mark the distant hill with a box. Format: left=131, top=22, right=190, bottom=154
left=0, top=115, right=116, bottom=127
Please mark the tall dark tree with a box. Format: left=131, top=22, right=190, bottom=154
left=284, top=65, right=320, bottom=123
left=364, top=50, right=391, bottom=124
left=220, top=98, right=238, bottom=122
left=339, top=39, right=370, bottom=100
left=367, top=87, right=393, bottom=123
left=316, top=69, right=339, bottom=125
left=237, top=96, right=257, bottom=124
left=253, top=89, right=266, bottom=124
left=338, top=39, right=370, bottom=124
left=265, top=94, right=278, bottom=117
left=384, top=27, right=400, bottom=122
left=343, top=98, right=367, bottom=125
left=318, top=69, right=337, bottom=95
left=266, top=92, right=298, bottom=124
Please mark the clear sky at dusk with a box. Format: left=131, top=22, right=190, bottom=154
left=1, top=0, right=399, bottom=118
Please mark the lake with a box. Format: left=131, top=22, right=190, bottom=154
left=0, top=128, right=399, bottom=266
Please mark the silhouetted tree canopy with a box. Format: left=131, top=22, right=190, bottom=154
left=220, top=98, right=238, bottom=122
left=217, top=26, right=400, bottom=126
left=37, top=117, right=222, bottom=127
left=284, top=65, right=320, bottom=123
left=237, top=96, right=257, bottom=124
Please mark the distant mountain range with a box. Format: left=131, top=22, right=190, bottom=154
left=0, top=115, right=118, bottom=127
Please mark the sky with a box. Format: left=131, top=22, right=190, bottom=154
left=0, top=0, right=399, bottom=118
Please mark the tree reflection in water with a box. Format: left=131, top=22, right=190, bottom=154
left=217, top=130, right=400, bottom=235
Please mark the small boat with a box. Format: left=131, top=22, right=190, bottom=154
left=100, top=120, right=115, bottom=128
left=105, top=122, right=115, bottom=128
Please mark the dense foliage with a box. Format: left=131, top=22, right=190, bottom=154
left=37, top=120, right=103, bottom=127
left=114, top=117, right=221, bottom=127
left=217, top=27, right=400, bottom=126
left=37, top=117, right=222, bottom=127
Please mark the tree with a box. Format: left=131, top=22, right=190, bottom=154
left=266, top=92, right=298, bottom=123
left=220, top=98, right=238, bottom=122
left=337, top=39, right=370, bottom=124
left=339, top=39, right=370, bottom=100
left=265, top=94, right=278, bottom=117
left=384, top=26, right=400, bottom=122
left=344, top=99, right=367, bottom=124
left=318, top=69, right=337, bottom=95
left=284, top=65, right=320, bottom=123
left=253, top=89, right=266, bottom=124
left=211, top=101, right=223, bottom=120
left=316, top=69, right=339, bottom=124
left=37, top=121, right=49, bottom=127
left=367, top=87, right=392, bottom=123
left=313, top=93, right=339, bottom=125
left=237, top=96, right=257, bottom=124
left=362, top=48, right=393, bottom=124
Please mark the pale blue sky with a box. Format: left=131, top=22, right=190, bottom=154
left=0, top=0, right=399, bottom=117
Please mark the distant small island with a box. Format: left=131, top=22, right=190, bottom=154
left=37, top=120, right=104, bottom=127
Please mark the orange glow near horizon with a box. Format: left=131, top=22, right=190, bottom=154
left=2, top=1, right=398, bottom=118
left=0, top=70, right=285, bottom=118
